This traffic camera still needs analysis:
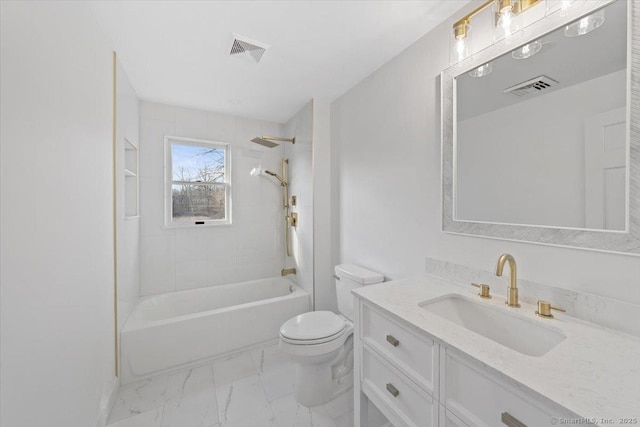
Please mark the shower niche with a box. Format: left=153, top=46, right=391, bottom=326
left=124, top=137, right=138, bottom=218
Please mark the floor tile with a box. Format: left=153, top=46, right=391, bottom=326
left=108, top=375, right=169, bottom=423
left=270, top=394, right=338, bottom=427
left=251, top=343, right=291, bottom=373
left=259, top=362, right=297, bottom=402
left=213, top=350, right=258, bottom=386
left=107, top=408, right=163, bottom=427
left=166, top=363, right=215, bottom=399
left=218, top=407, right=279, bottom=427
left=108, top=342, right=357, bottom=427
left=252, top=342, right=297, bottom=401
left=216, top=374, right=272, bottom=424
left=323, top=391, right=353, bottom=419
left=162, top=388, right=218, bottom=427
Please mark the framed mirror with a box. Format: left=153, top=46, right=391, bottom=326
left=441, top=0, right=640, bottom=255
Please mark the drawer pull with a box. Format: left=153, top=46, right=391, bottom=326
left=386, top=335, right=400, bottom=347
left=386, top=383, right=400, bottom=398
left=501, top=412, right=527, bottom=427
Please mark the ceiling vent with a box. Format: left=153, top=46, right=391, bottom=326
left=229, top=34, right=269, bottom=64
left=504, top=76, right=558, bottom=97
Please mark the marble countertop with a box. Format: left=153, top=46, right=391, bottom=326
left=352, top=275, right=640, bottom=424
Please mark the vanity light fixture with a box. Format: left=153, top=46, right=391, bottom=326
left=511, top=40, right=542, bottom=59
left=454, top=30, right=470, bottom=63
left=495, top=0, right=518, bottom=40
left=451, top=0, right=543, bottom=63
left=469, top=62, right=493, bottom=78
left=564, top=9, right=605, bottom=37
left=560, top=0, right=574, bottom=14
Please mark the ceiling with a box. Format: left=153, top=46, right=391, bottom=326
left=89, top=1, right=469, bottom=123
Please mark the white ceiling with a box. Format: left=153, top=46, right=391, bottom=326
left=89, top=1, right=469, bottom=123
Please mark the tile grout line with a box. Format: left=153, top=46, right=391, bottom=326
left=252, top=348, right=281, bottom=426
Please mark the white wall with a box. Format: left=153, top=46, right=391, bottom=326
left=115, top=60, right=140, bottom=363
left=283, top=101, right=314, bottom=303
left=0, top=2, right=117, bottom=426
left=330, top=1, right=640, bottom=306
left=313, top=100, right=338, bottom=312
left=139, top=102, right=285, bottom=295
left=457, top=70, right=626, bottom=228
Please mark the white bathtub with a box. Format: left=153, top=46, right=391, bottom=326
left=120, top=276, right=309, bottom=383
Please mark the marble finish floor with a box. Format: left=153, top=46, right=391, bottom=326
left=107, top=342, right=354, bottom=427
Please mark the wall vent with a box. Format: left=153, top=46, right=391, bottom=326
left=229, top=34, right=269, bottom=64
left=504, top=76, right=558, bottom=97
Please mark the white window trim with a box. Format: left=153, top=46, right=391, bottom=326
left=164, top=136, right=232, bottom=228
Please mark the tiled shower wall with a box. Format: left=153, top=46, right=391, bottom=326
left=283, top=101, right=314, bottom=304
left=139, top=102, right=286, bottom=296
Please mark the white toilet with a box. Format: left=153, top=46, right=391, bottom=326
left=279, top=264, right=384, bottom=407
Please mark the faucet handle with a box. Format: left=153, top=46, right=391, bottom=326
left=536, top=300, right=565, bottom=318
left=471, top=283, right=492, bottom=299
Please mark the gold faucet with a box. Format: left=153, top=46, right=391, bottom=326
left=495, top=253, right=520, bottom=307
left=281, top=268, right=296, bottom=276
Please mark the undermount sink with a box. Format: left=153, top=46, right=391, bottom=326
left=419, top=294, right=566, bottom=357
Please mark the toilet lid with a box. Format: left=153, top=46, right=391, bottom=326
left=280, top=311, right=346, bottom=341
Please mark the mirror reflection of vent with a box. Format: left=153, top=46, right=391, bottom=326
left=229, top=35, right=268, bottom=64
left=504, top=76, right=559, bottom=97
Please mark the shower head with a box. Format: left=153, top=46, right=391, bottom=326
left=264, top=170, right=287, bottom=186
left=251, top=137, right=279, bottom=148
left=250, top=166, right=287, bottom=186
left=250, top=135, right=295, bottom=148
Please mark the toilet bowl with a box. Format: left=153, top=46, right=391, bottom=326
left=279, top=264, right=383, bottom=407
left=279, top=311, right=354, bottom=406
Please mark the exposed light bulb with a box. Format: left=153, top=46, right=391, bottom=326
left=579, top=17, right=590, bottom=31
left=564, top=9, right=605, bottom=37
left=455, top=37, right=467, bottom=62
left=497, top=7, right=515, bottom=39
left=494, top=0, right=519, bottom=43
left=511, top=40, right=542, bottom=60
left=560, top=0, right=574, bottom=12
left=452, top=21, right=470, bottom=64
left=468, top=63, right=493, bottom=78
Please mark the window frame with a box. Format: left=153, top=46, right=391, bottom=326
left=164, top=136, right=232, bottom=228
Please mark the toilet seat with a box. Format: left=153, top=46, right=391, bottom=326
left=280, top=328, right=346, bottom=345
left=278, top=264, right=383, bottom=407
left=280, top=311, right=346, bottom=344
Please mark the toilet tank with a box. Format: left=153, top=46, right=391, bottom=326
left=335, top=264, right=384, bottom=321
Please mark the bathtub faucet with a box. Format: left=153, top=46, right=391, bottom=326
left=281, top=268, right=296, bottom=276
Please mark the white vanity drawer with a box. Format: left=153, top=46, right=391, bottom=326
left=442, top=348, right=573, bottom=427
left=439, top=405, right=470, bottom=427
left=362, top=346, right=437, bottom=427
left=362, top=304, right=437, bottom=394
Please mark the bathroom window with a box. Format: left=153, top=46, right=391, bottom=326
left=164, top=136, right=231, bottom=227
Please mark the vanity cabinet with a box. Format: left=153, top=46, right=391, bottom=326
left=362, top=305, right=438, bottom=394
left=362, top=347, right=438, bottom=427
left=439, top=407, right=470, bottom=427
left=354, top=301, right=575, bottom=427
left=440, top=348, right=570, bottom=427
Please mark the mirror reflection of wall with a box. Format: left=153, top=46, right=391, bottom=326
left=454, top=0, right=627, bottom=231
